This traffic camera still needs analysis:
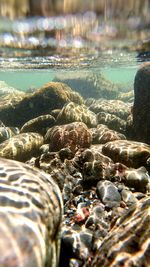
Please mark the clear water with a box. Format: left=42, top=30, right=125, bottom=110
left=0, top=66, right=137, bottom=91
left=0, top=56, right=138, bottom=92
left=0, top=48, right=142, bottom=92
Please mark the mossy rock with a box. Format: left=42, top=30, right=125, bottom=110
left=0, top=82, right=83, bottom=127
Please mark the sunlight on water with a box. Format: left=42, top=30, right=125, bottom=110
left=0, top=0, right=149, bottom=94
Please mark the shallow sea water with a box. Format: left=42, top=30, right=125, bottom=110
left=0, top=61, right=138, bottom=92
left=0, top=47, right=142, bottom=94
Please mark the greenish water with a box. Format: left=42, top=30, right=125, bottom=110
left=0, top=66, right=137, bottom=92
left=102, top=67, right=137, bottom=84
left=0, top=70, right=55, bottom=91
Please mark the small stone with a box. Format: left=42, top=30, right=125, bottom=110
left=69, top=258, right=83, bottom=267
left=124, top=166, right=150, bottom=192
left=59, top=147, right=74, bottom=161
left=121, top=189, right=137, bottom=205
left=40, top=144, right=50, bottom=153
left=96, top=180, right=121, bottom=207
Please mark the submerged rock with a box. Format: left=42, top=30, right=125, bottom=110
left=118, top=90, right=134, bottom=103
left=0, top=82, right=83, bottom=127
left=133, top=63, right=150, bottom=143
left=90, top=196, right=150, bottom=267
left=96, top=112, right=126, bottom=133
left=96, top=180, right=121, bottom=207
left=53, top=71, right=120, bottom=99
left=0, top=81, right=24, bottom=96
left=45, top=122, right=92, bottom=153
left=20, top=114, right=55, bottom=135
left=0, top=132, right=44, bottom=161
left=102, top=140, right=150, bottom=169
left=0, top=157, right=63, bottom=267
left=88, top=99, right=131, bottom=120
left=56, top=102, right=97, bottom=128
left=123, top=166, right=150, bottom=192
left=0, top=126, right=19, bottom=143
left=90, top=124, right=126, bottom=144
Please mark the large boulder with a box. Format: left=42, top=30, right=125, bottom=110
left=133, top=63, right=150, bottom=143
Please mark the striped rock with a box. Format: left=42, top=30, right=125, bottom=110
left=0, top=132, right=44, bottom=161
left=0, top=157, right=63, bottom=267
left=90, top=196, right=150, bottom=267
left=20, top=114, right=55, bottom=135
left=0, top=127, right=19, bottom=143
left=102, top=140, right=150, bottom=169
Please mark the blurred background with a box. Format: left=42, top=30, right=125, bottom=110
left=0, top=0, right=149, bottom=53
left=0, top=0, right=149, bottom=19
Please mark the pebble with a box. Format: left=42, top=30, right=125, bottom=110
left=96, top=180, right=121, bottom=207
left=124, top=166, right=150, bottom=192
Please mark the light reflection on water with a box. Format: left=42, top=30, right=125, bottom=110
left=0, top=4, right=149, bottom=93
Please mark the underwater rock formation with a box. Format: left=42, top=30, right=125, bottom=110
left=90, top=124, right=126, bottom=144
left=96, top=112, right=126, bottom=133
left=20, top=114, right=56, bottom=135
left=133, top=63, right=150, bottom=143
left=0, top=126, right=19, bottom=143
left=87, top=99, right=131, bottom=120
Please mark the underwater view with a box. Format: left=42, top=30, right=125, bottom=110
left=0, top=0, right=150, bottom=267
